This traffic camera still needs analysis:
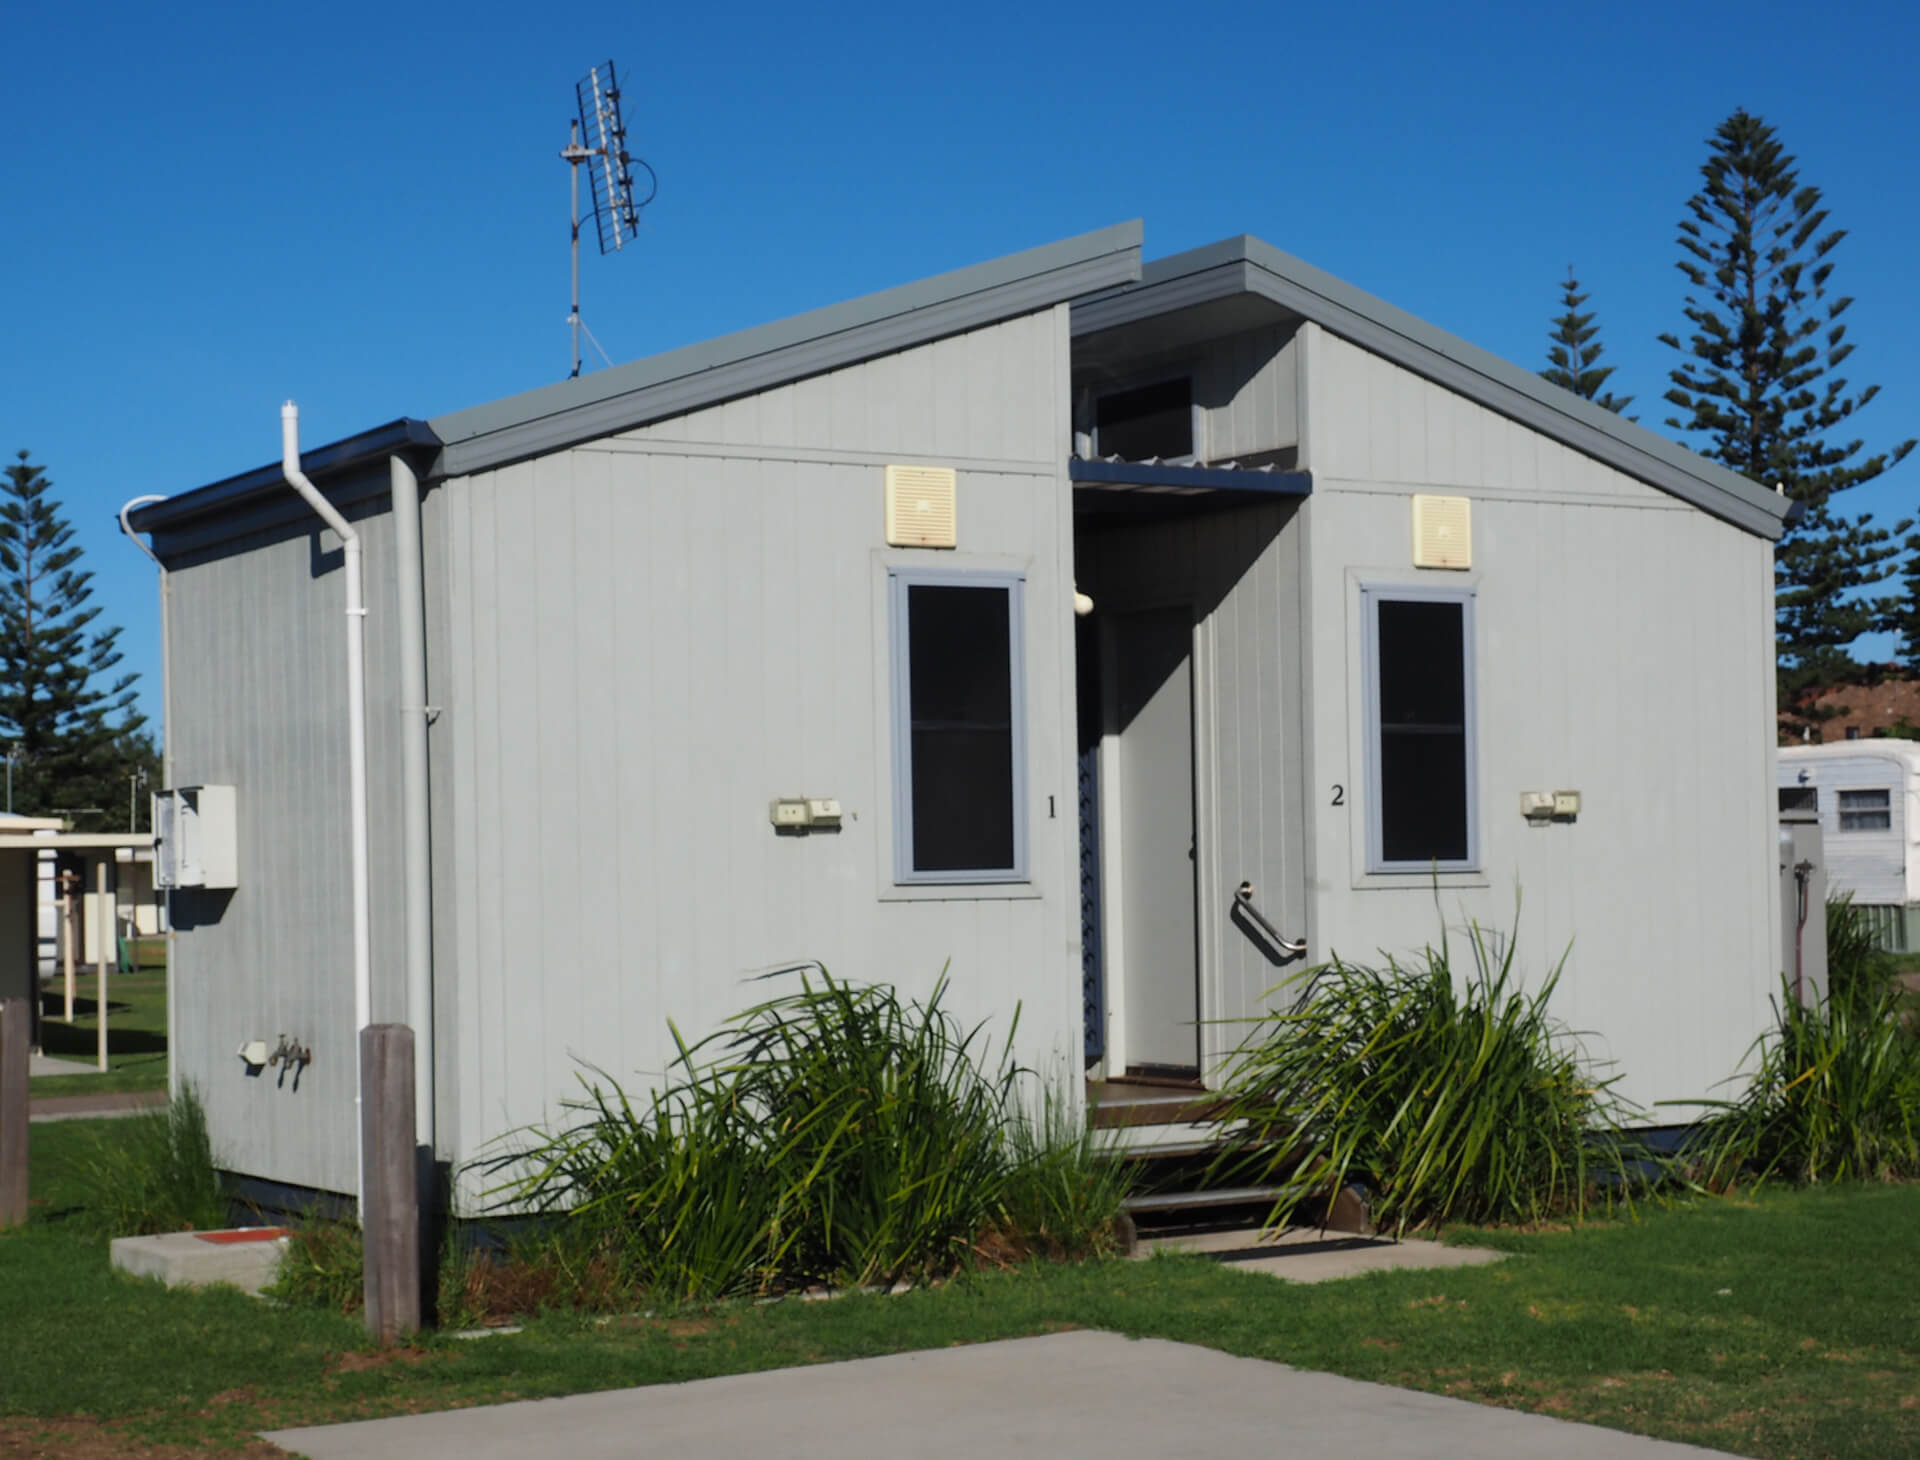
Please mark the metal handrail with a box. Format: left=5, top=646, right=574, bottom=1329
left=1234, top=881, right=1307, bottom=957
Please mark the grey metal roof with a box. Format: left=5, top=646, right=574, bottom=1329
left=426, top=221, right=1144, bottom=479
left=129, top=223, right=1144, bottom=539
left=131, top=221, right=1785, bottom=545
left=1073, top=235, right=1792, bottom=540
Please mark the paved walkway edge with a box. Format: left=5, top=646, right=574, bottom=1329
left=28, top=1089, right=167, bottom=1123
left=264, top=1331, right=1734, bottom=1460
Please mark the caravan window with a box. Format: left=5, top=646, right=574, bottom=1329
left=1362, top=587, right=1478, bottom=871
left=888, top=571, right=1028, bottom=883
left=1838, top=788, right=1891, bottom=832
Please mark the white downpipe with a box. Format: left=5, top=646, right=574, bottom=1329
left=118, top=495, right=174, bottom=1097
left=281, top=402, right=373, bottom=1210
left=388, top=455, right=434, bottom=1159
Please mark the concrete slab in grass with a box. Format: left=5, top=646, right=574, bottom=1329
left=28, top=1052, right=96, bottom=1078
left=264, top=1331, right=1728, bottom=1460
left=111, top=1229, right=288, bottom=1295
left=1142, top=1225, right=1507, bottom=1282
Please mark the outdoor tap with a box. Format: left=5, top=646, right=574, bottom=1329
left=267, top=1036, right=313, bottom=1070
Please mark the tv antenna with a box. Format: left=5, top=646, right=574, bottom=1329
left=561, top=61, right=657, bottom=378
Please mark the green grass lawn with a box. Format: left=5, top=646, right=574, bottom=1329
left=29, top=967, right=169, bottom=1097
left=5, top=1119, right=1918, bottom=1458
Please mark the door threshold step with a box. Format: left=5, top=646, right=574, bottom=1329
left=1090, top=1096, right=1226, bottom=1130
left=1118, top=1183, right=1373, bottom=1243
left=1122, top=1184, right=1301, bottom=1215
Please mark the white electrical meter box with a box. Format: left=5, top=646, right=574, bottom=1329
left=154, top=785, right=238, bottom=890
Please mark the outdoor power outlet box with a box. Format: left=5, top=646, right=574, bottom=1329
left=154, top=785, right=238, bottom=890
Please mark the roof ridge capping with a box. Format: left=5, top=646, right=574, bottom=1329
left=1087, top=233, right=1792, bottom=541
left=428, top=221, right=1144, bottom=476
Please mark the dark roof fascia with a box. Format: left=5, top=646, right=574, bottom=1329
left=1069, top=458, right=1312, bottom=496
left=1075, top=237, right=1791, bottom=541
left=126, top=419, right=442, bottom=536
left=1070, top=254, right=1258, bottom=339
left=427, top=221, right=1145, bottom=480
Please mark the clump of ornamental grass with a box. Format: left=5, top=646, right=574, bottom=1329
left=1209, top=912, right=1633, bottom=1236
left=992, top=1082, right=1133, bottom=1262
left=486, top=968, right=1119, bottom=1303
left=1686, top=974, right=1920, bottom=1188
left=1824, top=893, right=1899, bottom=1014
left=74, top=1085, right=227, bottom=1238
left=269, top=1215, right=365, bottom=1314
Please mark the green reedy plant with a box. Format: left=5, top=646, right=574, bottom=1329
left=490, top=968, right=1071, bottom=1299
left=1688, top=976, right=1920, bottom=1187
left=269, top=1217, right=364, bottom=1314
left=1825, top=894, right=1897, bottom=1012
left=1210, top=915, right=1631, bottom=1236
left=712, top=971, right=1021, bottom=1286
left=75, top=1085, right=226, bottom=1237
left=996, top=1082, right=1133, bottom=1261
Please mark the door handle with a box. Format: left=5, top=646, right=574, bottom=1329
left=1235, top=881, right=1306, bottom=957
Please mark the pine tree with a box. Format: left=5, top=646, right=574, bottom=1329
left=1659, top=110, right=1915, bottom=736
left=0, top=451, right=146, bottom=830
left=1542, top=268, right=1633, bottom=414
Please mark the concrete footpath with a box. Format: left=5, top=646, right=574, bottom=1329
left=1141, top=1224, right=1509, bottom=1282
left=265, top=1331, right=1731, bottom=1459
left=28, top=1088, right=166, bottom=1123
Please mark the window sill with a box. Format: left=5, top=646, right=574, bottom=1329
left=878, top=880, right=1043, bottom=903
left=1350, top=868, right=1489, bottom=892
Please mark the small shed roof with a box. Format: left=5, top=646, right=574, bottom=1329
left=0, top=826, right=157, bottom=852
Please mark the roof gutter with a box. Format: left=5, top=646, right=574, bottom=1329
left=128, top=419, right=441, bottom=538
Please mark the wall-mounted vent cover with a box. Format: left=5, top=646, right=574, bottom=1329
left=1412, top=494, right=1472, bottom=570
left=885, top=465, right=957, bottom=548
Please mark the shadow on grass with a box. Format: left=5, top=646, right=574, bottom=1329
left=35, top=1018, right=167, bottom=1059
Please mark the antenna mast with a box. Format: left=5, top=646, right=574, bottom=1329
left=561, top=60, right=657, bottom=379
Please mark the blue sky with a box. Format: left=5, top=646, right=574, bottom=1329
left=4, top=0, right=1916, bottom=732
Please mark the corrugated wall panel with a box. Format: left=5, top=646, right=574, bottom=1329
left=167, top=500, right=411, bottom=1194
left=1299, top=325, right=1778, bottom=1113
left=439, top=308, right=1079, bottom=1185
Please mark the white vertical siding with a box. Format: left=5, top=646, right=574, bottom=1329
left=1076, top=324, right=1301, bottom=465
left=440, top=307, right=1080, bottom=1183
left=1199, top=325, right=1300, bottom=463
left=166, top=495, right=411, bottom=1195
left=1300, top=324, right=1780, bottom=1113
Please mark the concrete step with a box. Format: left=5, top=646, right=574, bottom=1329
left=111, top=1228, right=289, bottom=1295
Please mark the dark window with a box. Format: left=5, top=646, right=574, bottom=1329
left=1095, top=379, right=1193, bottom=461
left=1368, top=592, right=1475, bottom=868
left=893, top=576, right=1025, bottom=881
left=1839, top=788, right=1891, bottom=833
left=1845, top=726, right=1862, bottom=740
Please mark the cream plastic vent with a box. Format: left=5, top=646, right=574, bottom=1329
left=884, top=465, right=957, bottom=548
left=1412, top=494, right=1472, bottom=569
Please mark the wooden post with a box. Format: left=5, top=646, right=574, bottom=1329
left=95, top=860, right=110, bottom=1072
left=361, top=1024, right=420, bottom=1345
left=61, top=872, right=75, bottom=1023
left=1, top=999, right=28, bottom=1229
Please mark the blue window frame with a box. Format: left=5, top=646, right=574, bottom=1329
left=1362, top=585, right=1478, bottom=873
left=889, top=570, right=1029, bottom=884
